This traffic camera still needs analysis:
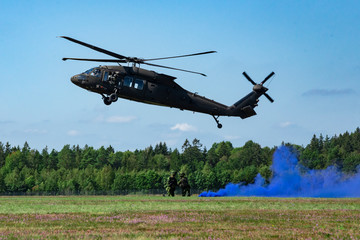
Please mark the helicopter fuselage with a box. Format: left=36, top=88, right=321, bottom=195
left=70, top=65, right=265, bottom=126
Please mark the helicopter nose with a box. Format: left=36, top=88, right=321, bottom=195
left=71, top=75, right=79, bottom=84
left=70, top=74, right=92, bottom=89
left=70, top=74, right=85, bottom=86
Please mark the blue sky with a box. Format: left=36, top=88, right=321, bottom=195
left=1, top=1, right=359, bottom=151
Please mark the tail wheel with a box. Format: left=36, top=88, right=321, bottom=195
left=212, top=115, right=223, bottom=129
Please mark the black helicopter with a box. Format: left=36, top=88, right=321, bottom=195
left=60, top=36, right=275, bottom=128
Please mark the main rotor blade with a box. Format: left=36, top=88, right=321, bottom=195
left=264, top=93, right=274, bottom=103
left=62, top=57, right=127, bottom=63
left=143, top=51, right=217, bottom=61
left=59, top=36, right=128, bottom=61
left=242, top=72, right=256, bottom=85
left=261, top=72, right=275, bottom=85
left=143, top=62, right=207, bottom=77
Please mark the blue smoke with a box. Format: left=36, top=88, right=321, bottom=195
left=199, top=146, right=360, bottom=197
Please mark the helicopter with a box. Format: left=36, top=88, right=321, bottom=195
left=60, top=36, right=275, bottom=128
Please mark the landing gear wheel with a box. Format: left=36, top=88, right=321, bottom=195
left=110, top=93, right=118, bottom=102
left=212, top=115, right=223, bottom=129
left=104, top=97, right=112, bottom=105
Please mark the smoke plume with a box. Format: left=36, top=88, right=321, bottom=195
left=199, top=146, right=360, bottom=197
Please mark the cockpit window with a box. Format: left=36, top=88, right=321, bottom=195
left=83, top=68, right=101, bottom=77
left=83, top=68, right=94, bottom=74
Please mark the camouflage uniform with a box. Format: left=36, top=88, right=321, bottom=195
left=178, top=173, right=191, bottom=197
left=166, top=172, right=178, bottom=197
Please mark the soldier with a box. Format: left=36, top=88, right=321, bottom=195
left=178, top=173, right=191, bottom=197
left=166, top=171, right=178, bottom=197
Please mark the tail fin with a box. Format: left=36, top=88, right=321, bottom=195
left=231, top=92, right=258, bottom=119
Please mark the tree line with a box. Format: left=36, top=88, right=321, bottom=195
left=0, top=127, right=359, bottom=195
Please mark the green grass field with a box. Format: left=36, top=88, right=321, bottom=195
left=0, top=195, right=359, bottom=239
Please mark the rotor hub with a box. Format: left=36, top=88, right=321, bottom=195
left=253, top=84, right=265, bottom=92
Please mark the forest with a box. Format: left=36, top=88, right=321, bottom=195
left=0, top=128, right=359, bottom=195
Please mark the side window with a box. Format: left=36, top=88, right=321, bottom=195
left=124, top=76, right=133, bottom=87
left=117, top=78, right=122, bottom=88
left=103, top=71, right=109, bottom=81
left=134, top=79, right=144, bottom=90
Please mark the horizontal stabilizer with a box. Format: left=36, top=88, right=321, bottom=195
left=240, top=106, right=257, bottom=119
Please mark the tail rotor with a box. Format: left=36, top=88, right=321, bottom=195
left=242, top=71, right=275, bottom=103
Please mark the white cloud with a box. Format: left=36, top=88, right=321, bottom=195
left=106, top=116, right=137, bottom=123
left=171, top=123, right=197, bottom=132
left=279, top=121, right=294, bottom=128
left=92, top=115, right=137, bottom=124
left=24, top=129, right=47, bottom=134
left=67, top=130, right=80, bottom=136
left=224, top=135, right=240, bottom=140
left=93, top=115, right=105, bottom=123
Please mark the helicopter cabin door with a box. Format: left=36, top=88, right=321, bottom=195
left=102, top=71, right=121, bottom=90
